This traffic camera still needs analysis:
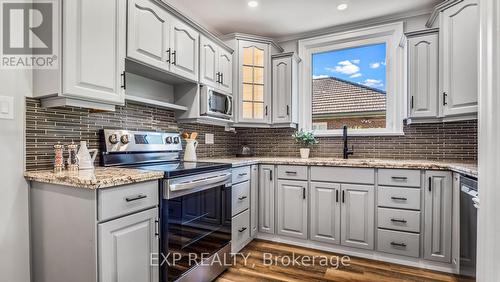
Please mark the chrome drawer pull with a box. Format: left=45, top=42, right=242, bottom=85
left=391, top=196, right=408, bottom=201
left=125, top=194, right=147, bottom=202
left=390, top=218, right=408, bottom=223
left=391, top=176, right=408, bottom=181
left=285, top=171, right=297, bottom=175
left=390, top=242, right=407, bottom=248
left=238, top=227, right=247, bottom=233
left=238, top=196, right=248, bottom=201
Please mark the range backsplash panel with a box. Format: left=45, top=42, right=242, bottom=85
left=25, top=98, right=237, bottom=171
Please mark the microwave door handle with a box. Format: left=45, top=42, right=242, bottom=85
left=225, top=96, right=232, bottom=115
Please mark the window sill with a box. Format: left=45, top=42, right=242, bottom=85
left=313, top=130, right=405, bottom=137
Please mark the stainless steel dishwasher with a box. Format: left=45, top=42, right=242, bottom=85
left=459, top=175, right=478, bottom=279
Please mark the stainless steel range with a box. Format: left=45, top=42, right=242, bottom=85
left=100, top=129, right=232, bottom=282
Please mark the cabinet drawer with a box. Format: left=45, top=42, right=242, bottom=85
left=378, top=208, right=421, bottom=233
left=98, top=181, right=158, bottom=221
left=310, top=167, right=374, bottom=184
left=378, top=169, right=421, bottom=187
left=377, top=229, right=420, bottom=258
left=232, top=181, right=250, bottom=216
left=232, top=209, right=250, bottom=253
left=232, top=166, right=251, bottom=184
left=277, top=165, right=308, bottom=180
left=378, top=186, right=421, bottom=210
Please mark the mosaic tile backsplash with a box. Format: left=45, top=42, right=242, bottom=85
left=25, top=97, right=477, bottom=171
left=25, top=98, right=238, bottom=171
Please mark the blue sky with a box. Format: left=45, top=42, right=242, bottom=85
left=312, top=43, right=387, bottom=92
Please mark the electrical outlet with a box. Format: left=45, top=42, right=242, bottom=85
left=0, top=96, right=14, bottom=120
left=205, top=133, right=214, bottom=144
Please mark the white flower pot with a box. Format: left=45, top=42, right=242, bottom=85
left=300, top=148, right=310, bottom=159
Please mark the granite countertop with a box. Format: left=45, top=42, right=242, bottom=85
left=24, top=167, right=165, bottom=189
left=199, top=157, right=478, bottom=178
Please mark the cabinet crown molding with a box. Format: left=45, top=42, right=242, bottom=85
left=426, top=0, right=464, bottom=28
left=220, top=32, right=284, bottom=53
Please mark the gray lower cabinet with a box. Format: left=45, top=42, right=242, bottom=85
left=424, top=171, right=453, bottom=263
left=310, top=182, right=341, bottom=244
left=341, top=184, right=375, bottom=250
left=276, top=180, right=308, bottom=239
left=259, top=165, right=275, bottom=234
left=99, top=208, right=159, bottom=282
left=250, top=165, right=259, bottom=237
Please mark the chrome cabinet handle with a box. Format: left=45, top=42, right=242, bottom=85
left=172, top=51, right=176, bottom=65
left=390, top=242, right=407, bottom=248
left=121, top=71, right=126, bottom=89
left=443, top=92, right=448, bottom=106
left=391, top=218, right=408, bottom=223
left=391, top=196, right=407, bottom=201
left=125, top=194, right=147, bottom=202
left=166, top=48, right=171, bottom=63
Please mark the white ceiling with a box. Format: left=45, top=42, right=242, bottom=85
left=164, top=0, right=442, bottom=40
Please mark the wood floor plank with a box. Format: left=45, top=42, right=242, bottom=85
left=216, top=239, right=471, bottom=282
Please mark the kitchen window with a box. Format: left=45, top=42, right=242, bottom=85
left=298, top=22, right=406, bottom=136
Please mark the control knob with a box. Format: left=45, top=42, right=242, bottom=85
left=165, top=137, right=173, bottom=144
left=173, top=137, right=180, bottom=144
left=120, top=135, right=130, bottom=144
left=108, top=134, right=119, bottom=144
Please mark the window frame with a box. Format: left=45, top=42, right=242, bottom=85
left=298, top=22, right=406, bottom=136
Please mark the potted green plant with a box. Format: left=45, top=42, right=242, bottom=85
left=292, top=130, right=318, bottom=159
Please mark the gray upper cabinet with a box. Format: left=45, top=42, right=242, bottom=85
left=200, top=36, right=219, bottom=88
left=341, top=184, right=375, bottom=250
left=276, top=180, right=308, bottom=239
left=200, top=35, right=233, bottom=93
left=169, top=18, right=199, bottom=81
left=424, top=171, right=452, bottom=263
left=440, top=0, right=479, bottom=117
left=127, top=0, right=171, bottom=71
left=98, top=208, right=159, bottom=282
left=310, top=182, right=341, bottom=244
left=408, top=32, right=439, bottom=119
left=127, top=0, right=199, bottom=82
left=271, top=53, right=299, bottom=126
left=259, top=165, right=275, bottom=234
left=250, top=165, right=259, bottom=237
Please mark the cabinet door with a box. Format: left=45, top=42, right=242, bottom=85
left=218, top=48, right=233, bottom=93
left=424, top=171, right=452, bottom=262
left=250, top=165, right=259, bottom=237
left=127, top=0, right=170, bottom=71
left=99, top=208, right=159, bottom=282
left=341, top=184, right=374, bottom=250
left=258, top=165, right=275, bottom=234
left=440, top=0, right=479, bottom=117
left=170, top=18, right=199, bottom=81
left=408, top=33, right=439, bottom=118
left=276, top=180, right=308, bottom=239
left=63, top=0, right=126, bottom=105
left=310, top=182, right=341, bottom=244
left=238, top=40, right=271, bottom=124
left=272, top=57, right=292, bottom=123
left=199, top=36, right=218, bottom=88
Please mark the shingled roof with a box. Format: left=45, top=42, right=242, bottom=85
left=312, top=77, right=386, bottom=116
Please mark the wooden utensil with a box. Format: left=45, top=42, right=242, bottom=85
left=182, top=132, right=190, bottom=139
left=190, top=132, right=198, bottom=140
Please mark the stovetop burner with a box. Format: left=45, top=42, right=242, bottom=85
left=132, top=161, right=231, bottom=178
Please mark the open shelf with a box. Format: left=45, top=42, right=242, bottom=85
left=125, top=95, right=188, bottom=111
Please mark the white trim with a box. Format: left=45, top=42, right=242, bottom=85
left=298, top=22, right=405, bottom=136
left=477, top=0, right=500, bottom=280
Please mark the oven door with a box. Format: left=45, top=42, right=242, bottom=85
left=161, top=177, right=231, bottom=281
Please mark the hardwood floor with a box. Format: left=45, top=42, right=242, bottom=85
left=216, top=240, right=474, bottom=282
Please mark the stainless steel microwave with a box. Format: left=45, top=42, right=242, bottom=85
left=200, top=86, right=233, bottom=120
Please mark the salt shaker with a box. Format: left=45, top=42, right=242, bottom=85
left=67, top=142, right=79, bottom=171
left=53, top=142, right=65, bottom=172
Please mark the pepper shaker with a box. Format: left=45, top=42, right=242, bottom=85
left=67, top=142, right=79, bottom=171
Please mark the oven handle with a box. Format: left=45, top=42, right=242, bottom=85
left=225, top=96, right=232, bottom=116
left=170, top=173, right=232, bottom=191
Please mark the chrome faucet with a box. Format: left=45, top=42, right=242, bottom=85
left=343, top=125, right=354, bottom=159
